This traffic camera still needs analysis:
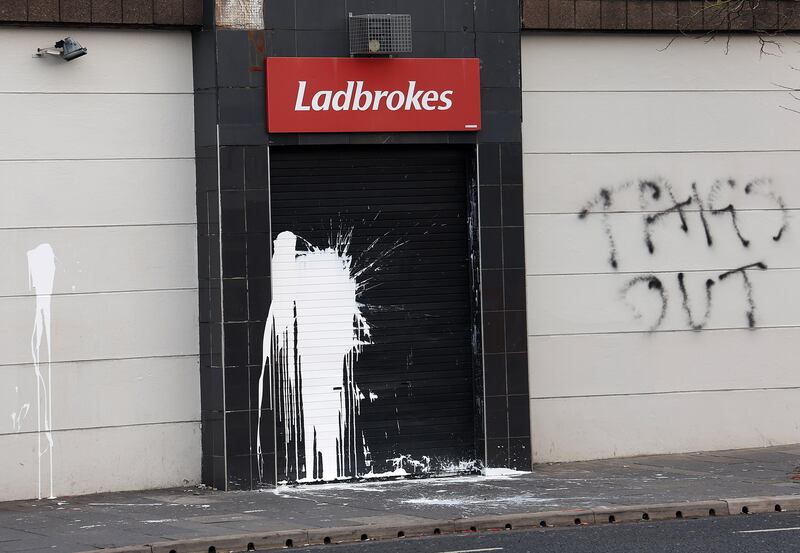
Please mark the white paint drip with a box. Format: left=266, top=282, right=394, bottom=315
left=258, top=231, right=371, bottom=482
left=11, top=385, right=30, bottom=432
left=10, top=403, right=30, bottom=431
left=362, top=431, right=372, bottom=469
left=27, top=243, right=55, bottom=500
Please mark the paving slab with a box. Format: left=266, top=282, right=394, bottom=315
left=1, top=444, right=800, bottom=552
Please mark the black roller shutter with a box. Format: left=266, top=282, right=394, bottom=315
left=268, top=145, right=476, bottom=482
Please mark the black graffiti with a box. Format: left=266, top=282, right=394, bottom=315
left=691, top=182, right=714, bottom=247
left=710, top=204, right=750, bottom=247
left=643, top=195, right=692, bottom=254
left=637, top=179, right=691, bottom=255
left=744, top=178, right=789, bottom=242
left=579, top=187, right=618, bottom=269
left=620, top=275, right=667, bottom=331
left=622, top=262, right=768, bottom=332
left=718, top=262, right=768, bottom=328
left=579, top=177, right=789, bottom=269
left=708, top=179, right=750, bottom=248
left=677, top=272, right=715, bottom=330
left=580, top=177, right=787, bottom=331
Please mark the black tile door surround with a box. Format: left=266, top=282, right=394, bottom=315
left=192, top=0, right=529, bottom=490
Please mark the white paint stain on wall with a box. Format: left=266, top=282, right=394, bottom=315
left=11, top=383, right=30, bottom=432
left=257, top=231, right=371, bottom=482
left=27, top=243, right=56, bottom=499
left=11, top=390, right=30, bottom=432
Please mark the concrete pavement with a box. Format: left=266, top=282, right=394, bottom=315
left=2, top=444, right=800, bottom=552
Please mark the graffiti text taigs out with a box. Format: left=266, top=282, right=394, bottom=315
left=578, top=178, right=790, bottom=331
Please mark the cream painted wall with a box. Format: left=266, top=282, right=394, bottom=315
left=522, top=33, right=800, bottom=463
left=0, top=28, right=200, bottom=500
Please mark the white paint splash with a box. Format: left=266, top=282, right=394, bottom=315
left=28, top=243, right=56, bottom=500
left=257, top=231, right=371, bottom=482
left=390, top=454, right=432, bottom=474
left=364, top=455, right=483, bottom=478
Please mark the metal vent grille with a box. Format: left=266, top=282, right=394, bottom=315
left=349, top=14, right=412, bottom=55
left=216, top=0, right=264, bottom=30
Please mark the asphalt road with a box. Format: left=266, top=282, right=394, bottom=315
left=290, top=512, right=800, bottom=553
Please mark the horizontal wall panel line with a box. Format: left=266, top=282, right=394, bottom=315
left=0, top=156, right=195, bottom=163
left=0, top=158, right=196, bottom=164
left=0, top=287, right=198, bottom=301
left=522, top=149, right=800, bottom=155
left=526, top=266, right=800, bottom=278
left=0, top=92, right=194, bottom=96
left=532, top=386, right=800, bottom=401
left=530, top=323, right=800, bottom=338
left=0, top=353, right=198, bottom=369
left=0, top=223, right=196, bottom=231
left=0, top=419, right=201, bottom=439
left=523, top=150, right=800, bottom=156
left=522, top=89, right=793, bottom=93
left=525, top=208, right=797, bottom=216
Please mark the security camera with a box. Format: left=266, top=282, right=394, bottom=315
left=57, top=37, right=87, bottom=61
left=33, top=37, right=87, bottom=61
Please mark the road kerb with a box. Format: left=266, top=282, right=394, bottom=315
left=88, top=547, right=151, bottom=553
left=79, top=495, right=800, bottom=553
left=536, top=509, right=595, bottom=528
left=306, top=521, right=455, bottom=546
left=452, top=510, right=594, bottom=532
left=453, top=513, right=545, bottom=532
left=725, top=495, right=800, bottom=515
left=592, top=501, right=728, bottom=524
left=148, top=529, right=308, bottom=553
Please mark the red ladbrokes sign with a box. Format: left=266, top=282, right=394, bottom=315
left=266, top=57, right=481, bottom=133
